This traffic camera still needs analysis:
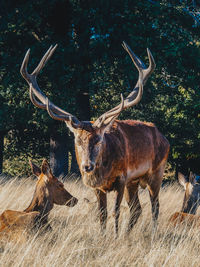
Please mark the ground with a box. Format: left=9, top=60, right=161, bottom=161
left=0, top=175, right=199, bottom=267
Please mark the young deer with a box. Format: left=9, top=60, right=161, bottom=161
left=0, top=159, right=78, bottom=236
left=169, top=172, right=200, bottom=227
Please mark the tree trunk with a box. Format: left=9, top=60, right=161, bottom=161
left=0, top=132, right=4, bottom=174
left=176, top=157, right=200, bottom=179
left=77, top=91, right=91, bottom=121
left=70, top=139, right=80, bottom=174
left=50, top=130, right=69, bottom=178
left=69, top=90, right=91, bottom=175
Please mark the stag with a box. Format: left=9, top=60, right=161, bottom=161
left=0, top=159, right=78, bottom=236
left=169, top=172, right=200, bottom=227
left=20, top=43, right=170, bottom=235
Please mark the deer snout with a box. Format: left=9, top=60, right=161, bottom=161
left=82, top=163, right=95, bottom=173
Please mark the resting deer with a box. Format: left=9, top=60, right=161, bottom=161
left=169, top=172, right=200, bottom=227
left=20, top=43, right=170, bottom=235
left=0, top=159, right=78, bottom=236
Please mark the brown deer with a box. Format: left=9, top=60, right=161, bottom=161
left=169, top=212, right=200, bottom=227
left=20, top=43, right=170, bottom=235
left=169, top=172, right=200, bottom=227
left=0, top=159, right=78, bottom=236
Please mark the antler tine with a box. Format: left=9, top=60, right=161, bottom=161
left=21, top=45, right=56, bottom=105
left=46, top=98, right=67, bottom=121
left=20, top=49, right=31, bottom=82
left=145, top=48, right=156, bottom=82
left=112, top=93, right=125, bottom=119
left=122, top=42, right=146, bottom=71
left=46, top=99, right=82, bottom=128
left=32, top=45, right=57, bottom=76
left=94, top=94, right=125, bottom=128
left=122, top=42, right=156, bottom=86
left=29, top=85, right=46, bottom=109
left=106, top=93, right=124, bottom=123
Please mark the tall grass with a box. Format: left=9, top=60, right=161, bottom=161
left=0, top=175, right=199, bottom=267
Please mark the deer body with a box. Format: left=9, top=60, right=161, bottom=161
left=0, top=160, right=78, bottom=237
left=0, top=210, right=39, bottom=233
left=74, top=121, right=169, bottom=234
left=21, top=42, right=169, bottom=235
left=169, top=211, right=200, bottom=227
left=77, top=120, right=169, bottom=191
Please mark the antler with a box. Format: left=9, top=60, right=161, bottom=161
left=21, top=43, right=155, bottom=131
left=93, top=42, right=155, bottom=128
left=20, top=45, right=82, bottom=128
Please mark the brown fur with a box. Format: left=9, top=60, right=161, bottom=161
left=0, top=210, right=40, bottom=242
left=169, top=212, right=200, bottom=227
left=73, top=119, right=170, bottom=234
left=0, top=159, right=78, bottom=240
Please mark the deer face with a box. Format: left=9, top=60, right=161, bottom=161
left=178, top=172, right=200, bottom=214
left=49, top=176, right=78, bottom=207
left=74, top=128, right=106, bottom=188
left=30, top=159, right=78, bottom=207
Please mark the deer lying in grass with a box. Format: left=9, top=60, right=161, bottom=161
left=169, top=172, right=200, bottom=227
left=0, top=159, right=78, bottom=237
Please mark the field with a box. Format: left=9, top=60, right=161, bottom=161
left=0, top=175, right=199, bottom=267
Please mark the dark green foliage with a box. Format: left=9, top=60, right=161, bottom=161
left=0, top=0, right=199, bottom=175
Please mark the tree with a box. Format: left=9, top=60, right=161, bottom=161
left=0, top=0, right=199, bottom=177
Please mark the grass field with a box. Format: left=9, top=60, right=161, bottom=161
left=0, top=175, right=199, bottom=267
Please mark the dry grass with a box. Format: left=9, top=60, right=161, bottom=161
left=0, top=176, right=199, bottom=267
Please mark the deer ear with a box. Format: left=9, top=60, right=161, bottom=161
left=189, top=172, right=196, bottom=184
left=98, top=117, right=116, bottom=137
left=29, top=160, right=41, bottom=177
left=178, top=172, right=187, bottom=189
left=41, top=159, right=52, bottom=178
left=65, top=121, right=77, bottom=134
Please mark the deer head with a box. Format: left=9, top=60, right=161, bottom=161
left=178, top=172, right=200, bottom=214
left=21, top=43, right=155, bottom=188
left=29, top=159, right=78, bottom=207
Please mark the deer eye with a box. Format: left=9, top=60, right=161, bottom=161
left=59, top=183, right=64, bottom=188
left=94, top=135, right=102, bottom=146
left=96, top=140, right=102, bottom=146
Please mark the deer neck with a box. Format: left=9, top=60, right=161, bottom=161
left=24, top=186, right=53, bottom=223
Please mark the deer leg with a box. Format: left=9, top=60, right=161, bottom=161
left=113, top=177, right=125, bottom=237
left=124, top=182, right=141, bottom=233
left=148, top=187, right=160, bottom=237
left=149, top=191, right=159, bottom=224
left=94, top=189, right=107, bottom=233
left=147, top=165, right=164, bottom=227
